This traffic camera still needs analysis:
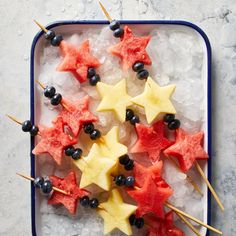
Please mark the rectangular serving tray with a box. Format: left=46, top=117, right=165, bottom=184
left=30, top=20, right=212, bottom=236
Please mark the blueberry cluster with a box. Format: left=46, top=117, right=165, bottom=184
left=44, top=86, right=62, bottom=106
left=126, top=109, right=140, bottom=125
left=87, top=67, right=101, bottom=86
left=22, top=120, right=39, bottom=136
left=164, top=114, right=181, bottom=130
left=44, top=30, right=63, bottom=47
left=65, top=146, right=83, bottom=160
left=109, top=20, right=124, bottom=38
left=132, top=62, right=149, bottom=80
left=34, top=177, right=53, bottom=194
left=119, top=154, right=134, bottom=171
left=80, top=196, right=99, bottom=209
left=129, top=214, right=144, bottom=229
left=114, top=175, right=135, bottom=187
left=83, top=123, right=101, bottom=140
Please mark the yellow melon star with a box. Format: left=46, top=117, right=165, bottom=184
left=74, top=144, right=116, bottom=191
left=96, top=126, right=127, bottom=161
left=131, top=77, right=176, bottom=124
left=96, top=79, right=132, bottom=122
left=98, top=189, right=137, bottom=235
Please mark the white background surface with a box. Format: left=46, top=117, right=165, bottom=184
left=0, top=0, right=235, bottom=235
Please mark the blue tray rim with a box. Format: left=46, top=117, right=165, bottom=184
left=30, top=20, right=212, bottom=236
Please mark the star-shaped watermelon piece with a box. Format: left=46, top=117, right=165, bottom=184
left=133, top=161, right=163, bottom=187
left=48, top=171, right=89, bottom=214
left=164, top=128, right=208, bottom=172
left=130, top=121, right=173, bottom=163
left=58, top=96, right=97, bottom=137
left=127, top=175, right=173, bottom=218
left=32, top=117, right=77, bottom=165
left=109, top=26, right=152, bottom=70
left=146, top=211, right=185, bottom=236
left=57, top=40, right=100, bottom=83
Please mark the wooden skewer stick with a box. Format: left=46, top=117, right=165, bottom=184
left=36, top=80, right=45, bottom=89
left=195, top=162, right=224, bottom=211
left=175, top=212, right=201, bottom=236
left=166, top=156, right=203, bottom=196
left=6, top=114, right=22, bottom=125
left=165, top=202, right=222, bottom=235
left=16, top=173, right=68, bottom=195
left=34, top=20, right=48, bottom=33
left=98, top=1, right=113, bottom=22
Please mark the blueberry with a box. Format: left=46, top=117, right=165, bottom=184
left=83, top=123, right=94, bottom=134
left=114, top=175, right=126, bottom=186
left=87, top=68, right=96, bottom=79
left=89, top=74, right=100, bottom=86
left=44, top=30, right=56, bottom=40
left=125, top=159, right=134, bottom=171
left=51, top=35, right=63, bottom=46
left=90, top=198, right=99, bottom=209
left=125, top=176, right=135, bottom=187
left=30, top=125, right=39, bottom=136
left=130, top=115, right=140, bottom=125
left=113, top=28, right=124, bottom=38
left=22, top=120, right=32, bottom=132
left=163, top=114, right=175, bottom=123
left=65, top=146, right=75, bottom=156
left=90, top=129, right=101, bottom=140
left=129, top=214, right=136, bottom=225
left=41, top=180, right=53, bottom=194
left=135, top=218, right=144, bottom=229
left=109, top=20, right=120, bottom=31
left=33, top=177, right=44, bottom=188
left=80, top=196, right=90, bottom=207
left=71, top=148, right=82, bottom=160
left=126, top=109, right=134, bottom=121
left=132, top=62, right=144, bottom=72
left=168, top=119, right=181, bottom=130
left=50, top=93, right=62, bottom=106
left=44, top=86, right=56, bottom=98
left=119, top=154, right=130, bottom=165
left=137, top=69, right=149, bottom=80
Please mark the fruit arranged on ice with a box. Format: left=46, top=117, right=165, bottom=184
left=146, top=211, right=185, bottom=236
left=96, top=79, right=132, bottom=122
left=32, top=117, right=77, bottom=165
left=130, top=121, right=173, bottom=163
left=48, top=171, right=89, bottom=214
left=127, top=175, right=173, bottom=218
left=131, top=77, right=176, bottom=124
left=98, top=189, right=137, bottom=235
left=57, top=40, right=100, bottom=83
left=96, top=126, right=127, bottom=161
left=58, top=96, right=97, bottom=137
left=74, top=144, right=116, bottom=191
left=109, top=26, right=152, bottom=70
left=164, top=128, right=208, bottom=172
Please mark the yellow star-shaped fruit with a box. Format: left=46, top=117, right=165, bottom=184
left=131, top=77, right=176, bottom=124
left=98, top=189, right=137, bottom=235
left=96, top=79, right=132, bottom=122
left=96, top=126, right=127, bottom=162
left=74, top=144, right=116, bottom=191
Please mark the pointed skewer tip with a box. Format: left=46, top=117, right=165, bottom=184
left=6, top=114, right=22, bottom=125
left=33, top=19, right=48, bottom=33
left=98, top=1, right=113, bottom=22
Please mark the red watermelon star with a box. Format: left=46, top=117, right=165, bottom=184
left=127, top=176, right=173, bottom=218
left=130, top=121, right=173, bottom=163
left=59, top=96, right=97, bottom=137
left=48, top=171, right=89, bottom=214
left=57, top=40, right=100, bottom=83
left=109, top=26, right=152, bottom=70
left=32, top=117, right=77, bottom=165
left=133, top=161, right=163, bottom=187
left=164, top=128, right=208, bottom=172
left=146, top=211, right=185, bottom=236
